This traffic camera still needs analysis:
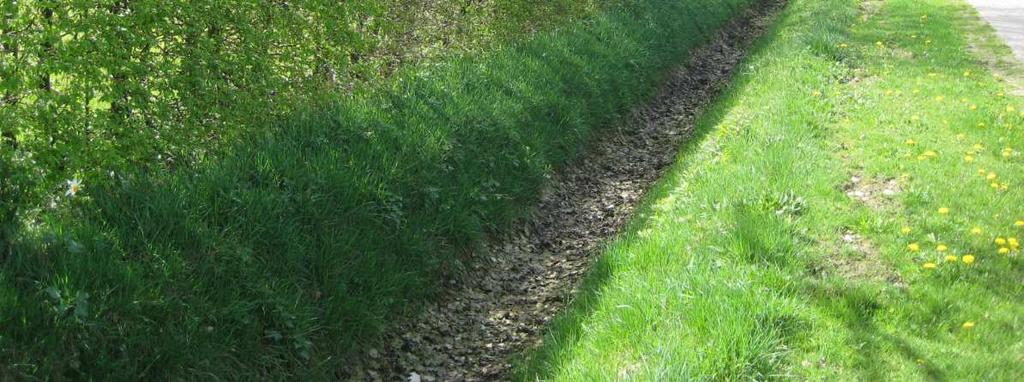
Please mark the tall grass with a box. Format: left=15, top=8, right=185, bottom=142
left=1, top=0, right=752, bottom=378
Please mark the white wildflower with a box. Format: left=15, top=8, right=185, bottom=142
left=65, top=178, right=83, bottom=197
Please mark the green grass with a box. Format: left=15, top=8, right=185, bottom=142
left=516, top=0, right=1024, bottom=380
left=0, top=0, right=756, bottom=378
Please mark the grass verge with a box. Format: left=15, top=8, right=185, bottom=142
left=0, top=0, right=754, bottom=378
left=516, top=0, right=1024, bottom=379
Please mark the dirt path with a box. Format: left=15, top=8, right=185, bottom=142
left=967, top=0, right=1024, bottom=62
left=347, top=1, right=784, bottom=380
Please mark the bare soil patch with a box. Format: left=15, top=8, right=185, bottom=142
left=346, top=1, right=785, bottom=380
left=844, top=173, right=902, bottom=210
left=826, top=229, right=905, bottom=287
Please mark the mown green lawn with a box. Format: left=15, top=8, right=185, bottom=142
left=516, top=0, right=1024, bottom=379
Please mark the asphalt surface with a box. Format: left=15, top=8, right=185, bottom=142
left=967, top=0, right=1024, bottom=62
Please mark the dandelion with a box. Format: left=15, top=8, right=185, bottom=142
left=962, top=321, right=975, bottom=330
left=65, top=178, right=82, bottom=197
left=922, top=262, right=938, bottom=269
left=971, top=227, right=983, bottom=235
left=969, top=105, right=978, bottom=111
left=962, top=254, right=976, bottom=264
left=963, top=70, right=972, bottom=77
left=839, top=43, right=849, bottom=49
left=906, top=139, right=918, bottom=145
left=937, top=244, right=948, bottom=252
left=995, top=237, right=1007, bottom=246
left=901, top=227, right=913, bottom=235
left=964, top=155, right=975, bottom=162
left=876, top=41, right=884, bottom=47
left=944, top=255, right=958, bottom=262
left=998, top=247, right=1010, bottom=255
left=908, top=242, right=921, bottom=252
left=1010, top=237, right=1020, bottom=249
left=978, top=168, right=987, bottom=175
left=938, top=207, right=950, bottom=215
left=974, top=144, right=985, bottom=150
left=923, top=150, right=938, bottom=158
left=987, top=172, right=998, bottom=180
left=1015, top=220, right=1024, bottom=228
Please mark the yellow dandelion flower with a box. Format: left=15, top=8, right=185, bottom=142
left=962, top=321, right=975, bottom=330
left=901, top=227, right=913, bottom=235
left=908, top=243, right=921, bottom=252
left=922, top=262, right=937, bottom=269
left=839, top=43, right=849, bottom=48
left=944, top=255, right=958, bottom=263
left=938, top=207, right=950, bottom=215
left=923, top=150, right=938, bottom=158
left=971, top=227, right=983, bottom=235
left=996, top=237, right=1007, bottom=246
left=978, top=168, right=987, bottom=175
left=992, top=182, right=1001, bottom=189
left=964, top=155, right=975, bottom=162
left=987, top=172, right=998, bottom=180
left=998, top=247, right=1010, bottom=255
left=905, top=139, right=918, bottom=145
left=962, top=254, right=976, bottom=264
left=963, top=70, right=971, bottom=77
left=1014, top=220, right=1024, bottom=228
left=876, top=41, right=884, bottom=47
left=937, top=244, right=948, bottom=252
left=969, top=105, right=978, bottom=111
left=998, top=92, right=1005, bottom=97
left=974, top=144, right=985, bottom=150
